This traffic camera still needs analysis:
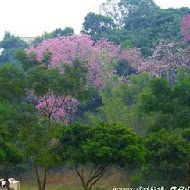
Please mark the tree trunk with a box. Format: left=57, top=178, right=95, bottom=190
left=34, top=163, right=42, bottom=190
left=34, top=163, right=48, bottom=190
left=187, top=162, right=190, bottom=186
left=75, top=163, right=86, bottom=190
left=75, top=163, right=106, bottom=190
left=42, top=169, right=47, bottom=190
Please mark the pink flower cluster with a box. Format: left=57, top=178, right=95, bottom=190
left=151, top=42, right=190, bottom=81
left=26, top=34, right=190, bottom=122
left=26, top=35, right=122, bottom=123
left=120, top=43, right=190, bottom=81
left=119, top=48, right=166, bottom=77
left=27, top=35, right=120, bottom=89
left=36, top=92, right=78, bottom=124
left=181, top=14, right=190, bottom=45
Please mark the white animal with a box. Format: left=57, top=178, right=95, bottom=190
left=9, top=178, right=20, bottom=190
left=0, top=178, right=20, bottom=190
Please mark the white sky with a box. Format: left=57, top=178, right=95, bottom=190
left=0, top=0, right=190, bottom=40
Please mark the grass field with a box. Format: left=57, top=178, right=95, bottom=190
left=21, top=184, right=105, bottom=190
left=21, top=184, right=84, bottom=190
left=18, top=166, right=130, bottom=190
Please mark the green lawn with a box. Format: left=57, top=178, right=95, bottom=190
left=21, top=184, right=105, bottom=190
left=21, top=184, right=83, bottom=190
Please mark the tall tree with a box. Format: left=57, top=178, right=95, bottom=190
left=55, top=123, right=144, bottom=190
left=0, top=32, right=28, bottom=65
left=17, top=48, right=91, bottom=190
left=132, top=129, right=189, bottom=187
left=100, top=0, right=190, bottom=56
left=82, top=12, right=115, bottom=40
left=100, top=0, right=159, bottom=28
left=0, top=64, right=27, bottom=189
left=100, top=0, right=125, bottom=28
left=83, top=73, right=152, bottom=135
left=119, top=0, right=159, bottom=18
left=140, top=72, right=190, bottom=131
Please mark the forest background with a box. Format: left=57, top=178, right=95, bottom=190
left=0, top=0, right=190, bottom=190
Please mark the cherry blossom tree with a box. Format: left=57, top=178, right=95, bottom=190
left=25, top=35, right=121, bottom=124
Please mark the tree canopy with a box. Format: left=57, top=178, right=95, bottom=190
left=55, top=123, right=144, bottom=190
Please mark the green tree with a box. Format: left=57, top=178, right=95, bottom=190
left=16, top=50, right=93, bottom=190
left=119, top=0, right=159, bottom=18
left=100, top=0, right=125, bottom=28
left=17, top=58, right=65, bottom=190
left=181, top=127, right=190, bottom=185
left=51, top=27, right=74, bottom=37
left=100, top=0, right=190, bottom=56
left=0, top=103, right=24, bottom=190
left=83, top=73, right=152, bottom=135
left=140, top=72, right=190, bottom=131
left=82, top=12, right=116, bottom=40
left=125, top=7, right=190, bottom=56
left=55, top=123, right=144, bottom=190
left=32, top=27, right=74, bottom=46
left=0, top=64, right=26, bottom=101
left=21, top=114, right=60, bottom=190
left=115, top=59, right=137, bottom=78
left=84, top=95, right=130, bottom=125
left=0, top=64, right=27, bottom=189
left=0, top=32, right=28, bottom=65
left=133, top=129, right=189, bottom=187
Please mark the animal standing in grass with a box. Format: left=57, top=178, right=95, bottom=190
left=0, top=178, right=20, bottom=190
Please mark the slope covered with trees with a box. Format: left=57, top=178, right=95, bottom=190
left=0, top=0, right=190, bottom=189
left=83, top=0, right=190, bottom=56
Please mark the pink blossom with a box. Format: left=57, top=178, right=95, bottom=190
left=181, top=15, right=190, bottom=44
left=26, top=35, right=122, bottom=123
left=26, top=35, right=120, bottom=89
left=36, top=92, right=78, bottom=124
left=27, top=34, right=190, bottom=123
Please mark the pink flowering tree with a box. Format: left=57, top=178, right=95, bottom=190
left=151, top=42, right=190, bottom=82
left=27, top=35, right=119, bottom=89
left=181, top=14, right=190, bottom=46
left=17, top=42, right=95, bottom=190
left=119, top=48, right=166, bottom=78
left=117, top=14, right=190, bottom=82
left=18, top=38, right=123, bottom=185
left=120, top=43, right=190, bottom=83
left=36, top=93, right=78, bottom=124
left=24, top=35, right=121, bottom=125
left=24, top=34, right=190, bottom=126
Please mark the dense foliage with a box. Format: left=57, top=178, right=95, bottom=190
left=95, top=0, right=190, bottom=56
left=0, top=32, right=28, bottom=65
left=55, top=123, right=144, bottom=190
left=0, top=1, right=190, bottom=189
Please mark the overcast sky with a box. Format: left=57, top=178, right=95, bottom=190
left=0, top=0, right=190, bottom=40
